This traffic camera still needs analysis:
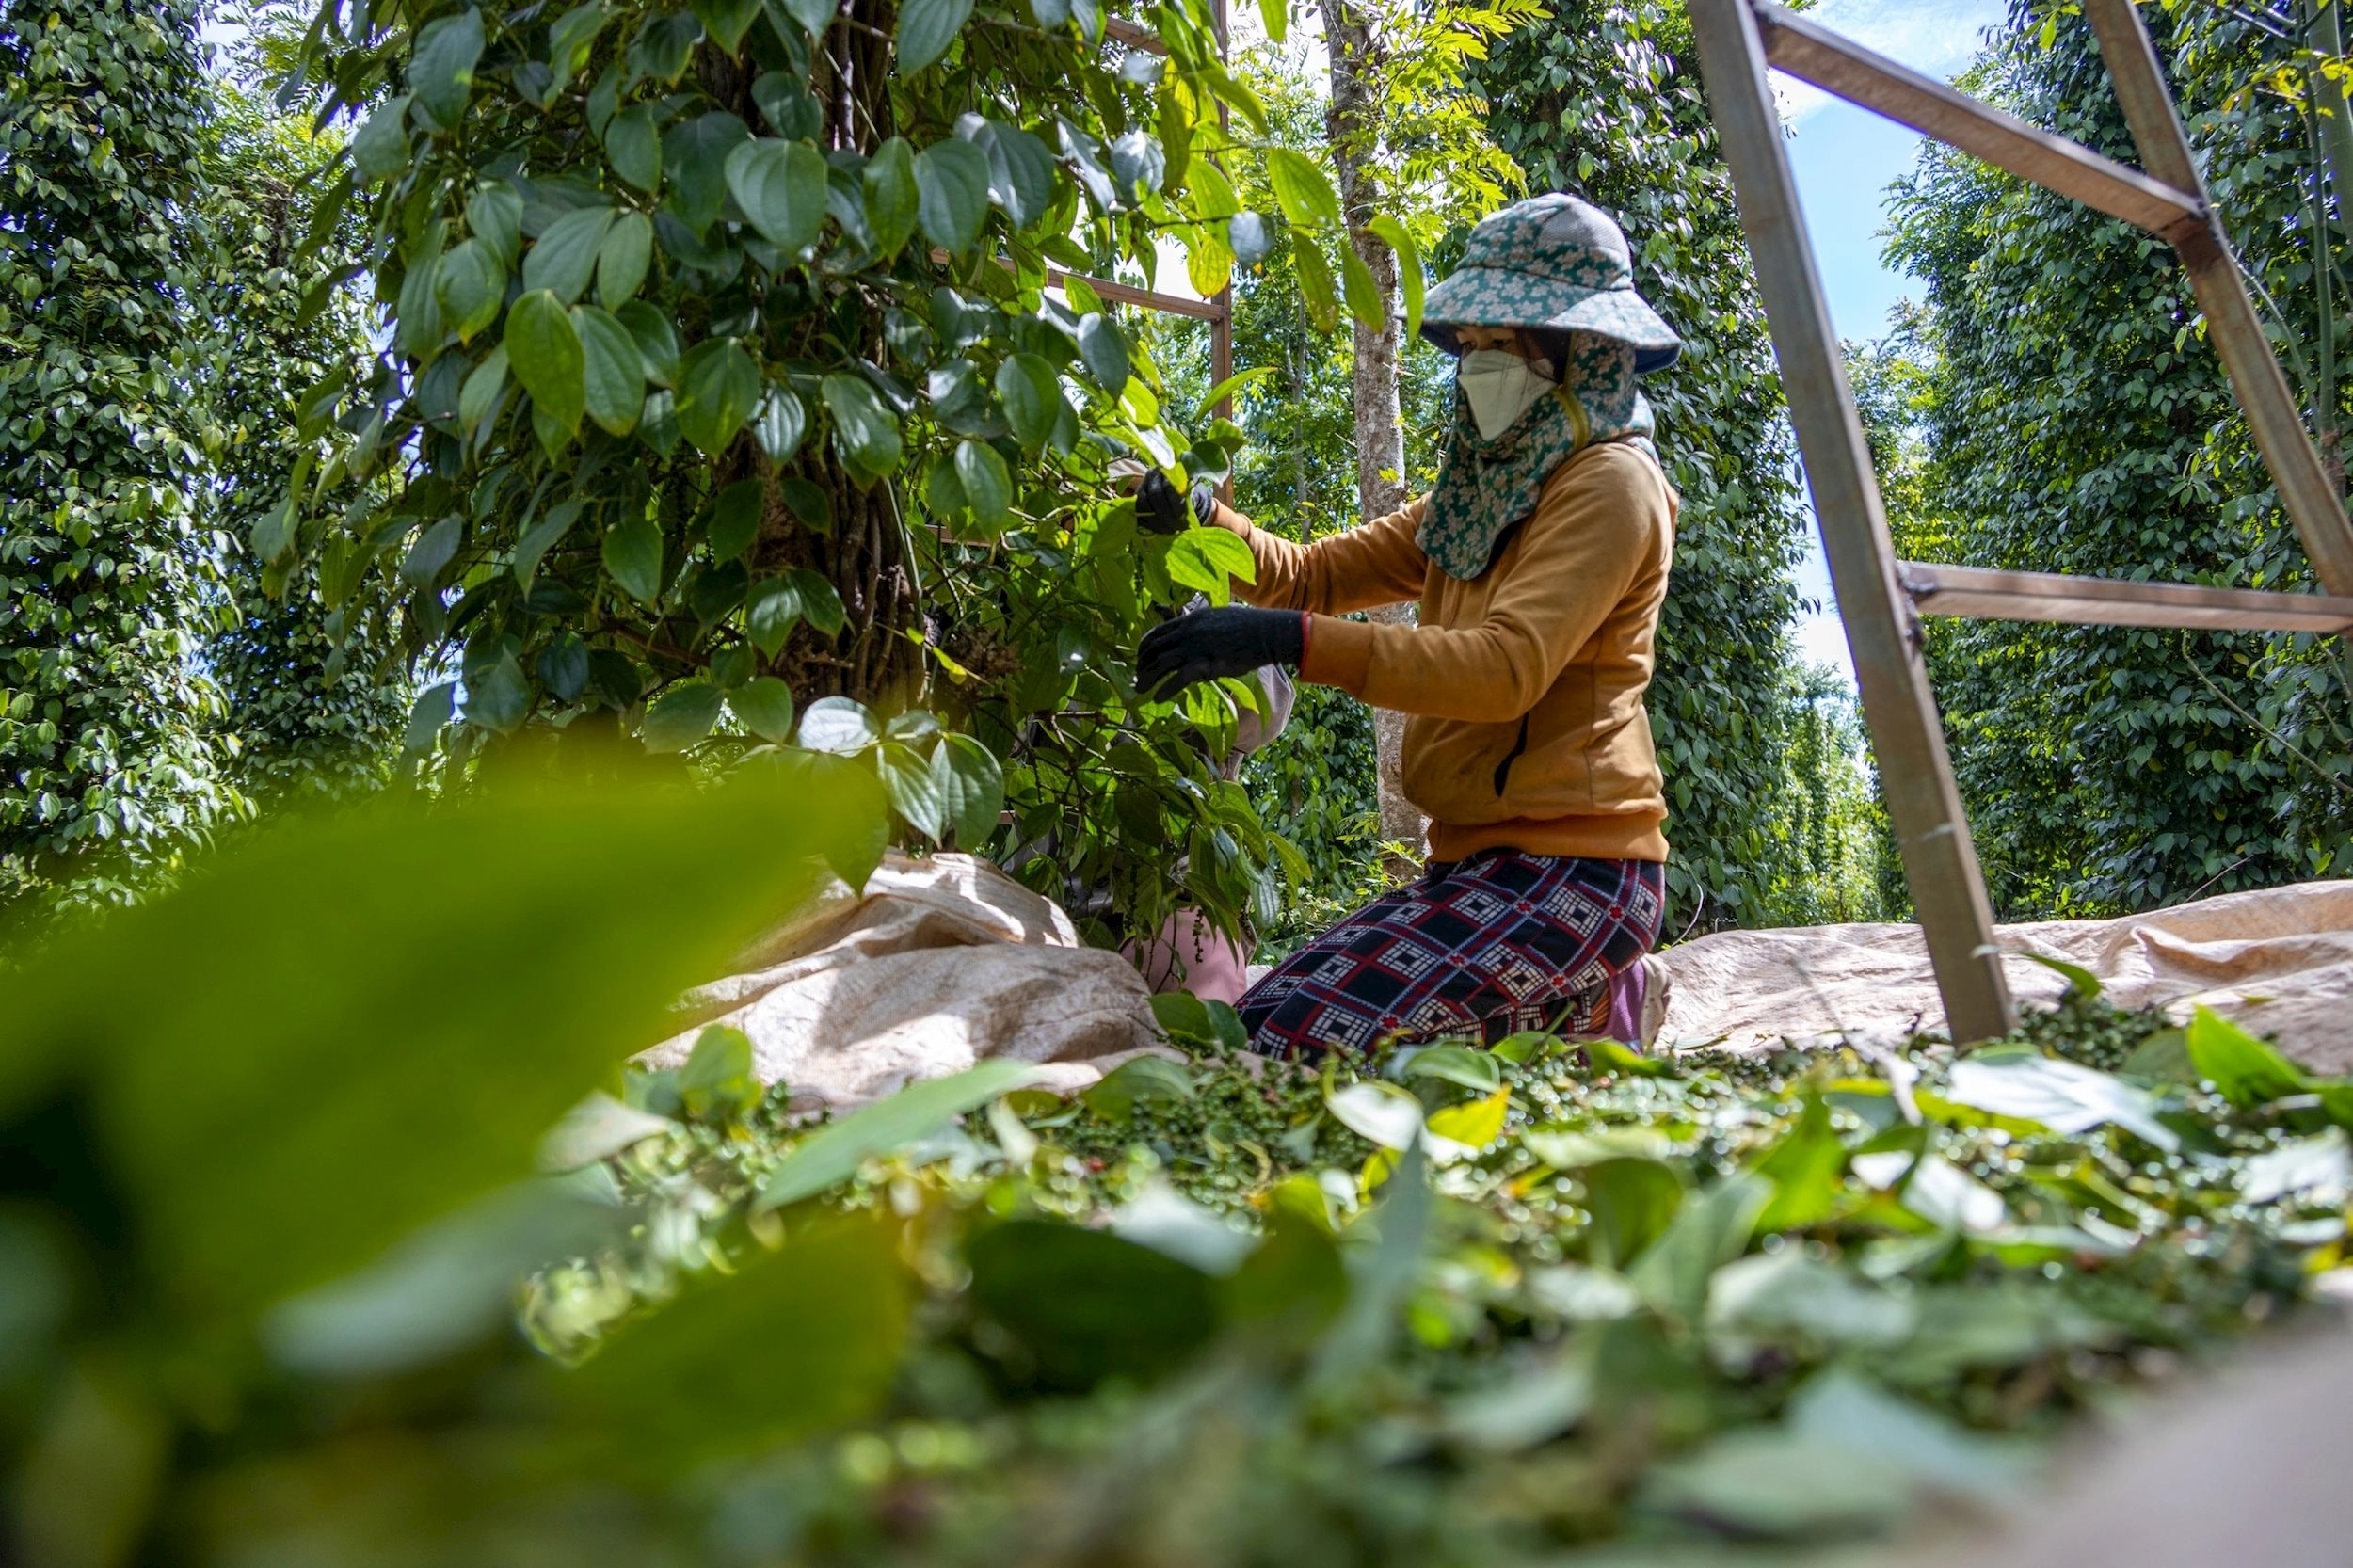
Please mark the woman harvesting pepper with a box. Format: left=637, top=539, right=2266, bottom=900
left=1136, top=193, right=1683, bottom=1055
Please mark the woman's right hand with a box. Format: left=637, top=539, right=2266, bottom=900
left=1112, top=466, right=1214, bottom=536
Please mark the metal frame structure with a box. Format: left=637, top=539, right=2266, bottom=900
left=1689, top=0, right=2353, bottom=1041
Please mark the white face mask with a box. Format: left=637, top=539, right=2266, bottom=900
left=1456, top=347, right=1555, bottom=440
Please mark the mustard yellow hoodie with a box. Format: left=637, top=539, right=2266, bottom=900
left=1208, top=440, right=1678, bottom=863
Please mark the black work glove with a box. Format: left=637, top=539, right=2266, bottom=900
left=1138, top=468, right=1216, bottom=536
left=1136, top=606, right=1305, bottom=699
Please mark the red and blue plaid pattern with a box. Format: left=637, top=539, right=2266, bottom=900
left=1240, top=851, right=1665, bottom=1056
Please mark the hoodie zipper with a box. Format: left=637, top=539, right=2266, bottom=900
left=1493, top=715, right=1531, bottom=796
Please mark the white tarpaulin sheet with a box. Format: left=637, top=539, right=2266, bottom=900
left=644, top=860, right=2353, bottom=1112
left=636, top=852, right=1169, bottom=1110
left=1656, top=879, right=2353, bottom=1071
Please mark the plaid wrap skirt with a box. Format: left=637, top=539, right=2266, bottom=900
left=1239, top=850, right=1666, bottom=1056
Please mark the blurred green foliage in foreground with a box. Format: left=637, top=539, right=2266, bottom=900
left=4, top=776, right=2351, bottom=1566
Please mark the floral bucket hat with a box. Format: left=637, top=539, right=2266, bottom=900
left=1420, top=193, right=1681, bottom=374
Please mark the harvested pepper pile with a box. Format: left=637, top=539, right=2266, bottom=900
left=525, top=983, right=2353, bottom=1565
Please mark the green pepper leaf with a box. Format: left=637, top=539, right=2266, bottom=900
left=663, top=111, right=752, bottom=232
left=863, top=136, right=920, bottom=260
left=466, top=181, right=523, bottom=265
left=1292, top=237, right=1337, bottom=334
left=1077, top=312, right=1129, bottom=392
left=458, top=345, right=509, bottom=436
left=746, top=569, right=847, bottom=654
left=1366, top=214, right=1423, bottom=342
left=2185, top=1005, right=2308, bottom=1108
left=522, top=205, right=615, bottom=305
left=966, top=116, right=1054, bottom=226
left=729, top=677, right=797, bottom=743
left=642, top=680, right=724, bottom=752
left=393, top=244, right=446, bottom=363
left=545, top=2, right=611, bottom=92
left=1187, top=157, right=1240, bottom=220
left=602, top=519, right=664, bottom=603
left=798, top=694, right=879, bottom=753
left=408, top=8, right=484, bottom=129
left=1264, top=147, right=1340, bottom=228
left=752, top=72, right=822, bottom=137
left=724, top=137, right=828, bottom=252
left=1339, top=243, right=1384, bottom=329
left=876, top=740, right=948, bottom=840
left=350, top=94, right=412, bottom=184
left=895, top=0, right=973, bottom=73
left=616, top=299, right=680, bottom=385
left=513, top=497, right=581, bottom=588
left=778, top=0, right=838, bottom=39
left=675, top=339, right=761, bottom=456
left=505, top=290, right=585, bottom=438
left=754, top=385, right=808, bottom=464
left=604, top=104, right=663, bottom=193
left=915, top=137, right=992, bottom=254
left=823, top=373, right=904, bottom=478
left=690, top=0, right=763, bottom=53
left=704, top=478, right=765, bottom=562
left=572, top=305, right=646, bottom=436
left=436, top=238, right=506, bottom=342
left=467, top=650, right=529, bottom=733
left=929, top=734, right=1004, bottom=847
left=994, top=353, right=1063, bottom=451
left=953, top=439, right=1012, bottom=525
left=597, top=212, right=654, bottom=308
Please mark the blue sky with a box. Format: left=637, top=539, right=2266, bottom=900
left=1776, top=0, right=2009, bottom=678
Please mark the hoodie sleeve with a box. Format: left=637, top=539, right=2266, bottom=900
left=1200, top=497, right=1430, bottom=615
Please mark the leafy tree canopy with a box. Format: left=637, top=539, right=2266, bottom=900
left=202, top=73, right=415, bottom=807
left=1, top=0, right=410, bottom=921
left=285, top=0, right=1414, bottom=945
left=0, top=0, right=243, bottom=909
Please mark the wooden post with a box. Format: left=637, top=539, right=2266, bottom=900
left=1689, top=0, right=2016, bottom=1041
left=2084, top=0, right=2353, bottom=597
left=1209, top=0, right=1236, bottom=489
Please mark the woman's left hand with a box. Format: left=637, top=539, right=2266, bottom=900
left=1136, top=607, right=1305, bottom=698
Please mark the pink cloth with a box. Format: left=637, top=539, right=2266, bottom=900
left=1604, top=957, right=1647, bottom=1048
left=1123, top=910, right=1254, bottom=1005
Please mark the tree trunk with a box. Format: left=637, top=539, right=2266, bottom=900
left=1325, top=0, right=1426, bottom=875
left=747, top=2, right=925, bottom=712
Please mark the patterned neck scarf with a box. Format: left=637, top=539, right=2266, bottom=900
left=1417, top=334, right=1655, bottom=581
